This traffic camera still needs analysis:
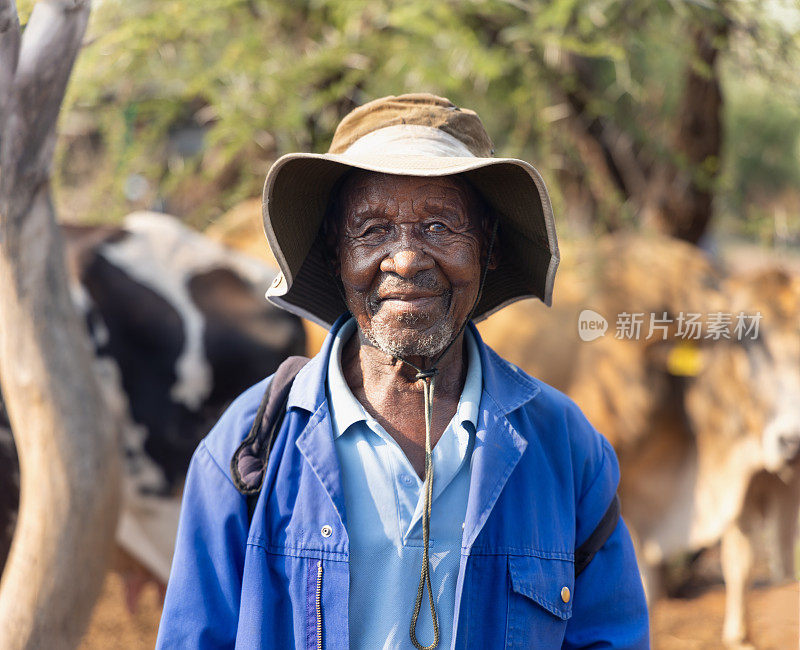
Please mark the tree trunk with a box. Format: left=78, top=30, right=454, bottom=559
left=644, top=19, right=728, bottom=243
left=0, top=1, right=121, bottom=648
left=554, top=13, right=728, bottom=244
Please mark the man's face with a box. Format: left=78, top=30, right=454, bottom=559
left=334, top=171, right=490, bottom=359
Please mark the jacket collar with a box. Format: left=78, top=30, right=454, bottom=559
left=471, top=322, right=541, bottom=414
left=461, top=323, right=541, bottom=548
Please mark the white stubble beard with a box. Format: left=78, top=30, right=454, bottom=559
left=360, top=314, right=456, bottom=361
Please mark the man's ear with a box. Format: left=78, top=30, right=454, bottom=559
left=467, top=178, right=499, bottom=271
left=321, top=205, right=342, bottom=276
left=322, top=170, right=354, bottom=277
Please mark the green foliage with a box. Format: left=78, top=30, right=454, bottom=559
left=722, top=75, right=800, bottom=197
left=718, top=70, right=800, bottom=240
left=51, top=0, right=800, bottom=235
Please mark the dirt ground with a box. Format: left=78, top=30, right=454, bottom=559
left=651, top=581, right=798, bottom=650
left=81, top=572, right=798, bottom=649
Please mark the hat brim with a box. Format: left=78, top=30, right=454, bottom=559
left=262, top=152, right=559, bottom=327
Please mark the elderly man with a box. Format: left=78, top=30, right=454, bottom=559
left=157, top=94, right=648, bottom=649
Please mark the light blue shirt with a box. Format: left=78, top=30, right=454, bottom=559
left=326, top=318, right=482, bottom=650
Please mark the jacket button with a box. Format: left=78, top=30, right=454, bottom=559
left=320, top=525, right=333, bottom=538
left=561, top=586, right=570, bottom=603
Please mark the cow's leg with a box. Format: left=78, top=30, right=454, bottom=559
left=629, top=531, right=664, bottom=605
left=637, top=560, right=664, bottom=605
left=721, top=522, right=754, bottom=648
left=637, top=551, right=666, bottom=606
left=771, top=473, right=800, bottom=581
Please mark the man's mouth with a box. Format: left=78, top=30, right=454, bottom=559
left=368, top=286, right=451, bottom=319
left=380, top=295, right=442, bottom=314
left=380, top=290, right=441, bottom=303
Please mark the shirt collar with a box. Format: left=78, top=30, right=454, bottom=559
left=326, top=317, right=482, bottom=439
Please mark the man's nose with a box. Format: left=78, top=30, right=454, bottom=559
left=380, top=248, right=435, bottom=278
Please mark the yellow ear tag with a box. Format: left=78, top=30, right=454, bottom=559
left=666, top=340, right=702, bottom=377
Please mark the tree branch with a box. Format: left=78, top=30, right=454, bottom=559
left=560, top=52, right=650, bottom=202
left=1, top=0, right=90, bottom=234
left=0, top=0, right=21, bottom=130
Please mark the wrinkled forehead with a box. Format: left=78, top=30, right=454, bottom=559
left=335, top=170, right=485, bottom=223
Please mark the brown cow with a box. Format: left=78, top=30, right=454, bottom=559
left=478, top=234, right=800, bottom=648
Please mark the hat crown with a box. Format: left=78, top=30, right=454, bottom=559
left=328, top=93, right=494, bottom=157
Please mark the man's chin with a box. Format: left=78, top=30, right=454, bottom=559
left=362, top=320, right=455, bottom=360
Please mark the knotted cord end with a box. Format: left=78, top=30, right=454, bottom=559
left=414, top=368, right=439, bottom=381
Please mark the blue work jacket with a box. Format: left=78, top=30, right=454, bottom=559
left=157, top=319, right=649, bottom=649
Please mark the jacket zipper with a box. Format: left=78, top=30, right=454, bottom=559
left=316, top=560, right=323, bottom=650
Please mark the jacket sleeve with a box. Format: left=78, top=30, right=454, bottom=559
left=564, top=435, right=650, bottom=649
left=155, top=439, right=250, bottom=648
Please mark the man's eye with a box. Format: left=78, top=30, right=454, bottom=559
left=362, top=225, right=388, bottom=237
left=427, top=223, right=448, bottom=233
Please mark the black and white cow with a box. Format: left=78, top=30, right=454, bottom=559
left=0, top=212, right=305, bottom=599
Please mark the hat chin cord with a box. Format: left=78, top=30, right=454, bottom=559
left=396, top=220, right=497, bottom=650
left=325, top=220, right=497, bottom=650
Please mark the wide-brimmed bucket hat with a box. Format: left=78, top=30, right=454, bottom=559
left=262, top=93, right=559, bottom=327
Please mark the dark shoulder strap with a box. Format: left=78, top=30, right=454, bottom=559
left=230, top=356, right=309, bottom=513
left=574, top=494, right=621, bottom=577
